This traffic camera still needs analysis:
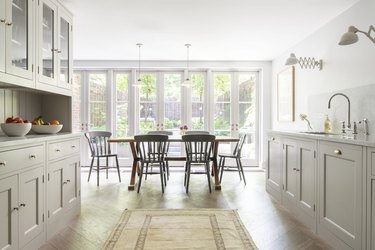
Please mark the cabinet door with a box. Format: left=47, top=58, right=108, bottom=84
left=38, top=0, right=58, bottom=85
left=5, top=0, right=33, bottom=80
left=64, top=157, right=80, bottom=211
left=267, top=136, right=282, bottom=192
left=18, top=167, right=44, bottom=248
left=47, top=160, right=64, bottom=223
left=0, top=175, right=18, bottom=250
left=297, top=140, right=316, bottom=218
left=0, top=0, right=5, bottom=73
left=318, top=142, right=363, bottom=249
left=371, top=180, right=375, bottom=250
left=57, top=8, right=72, bottom=89
left=282, top=139, right=298, bottom=208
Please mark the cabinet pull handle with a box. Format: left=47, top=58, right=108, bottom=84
left=334, top=149, right=342, bottom=155
left=55, top=149, right=61, bottom=152
left=292, top=168, right=297, bottom=171
left=29, top=155, right=36, bottom=159
left=19, top=203, right=26, bottom=207
left=63, top=181, right=67, bottom=185
left=0, top=161, right=6, bottom=166
left=13, top=207, right=19, bottom=211
left=66, top=179, right=71, bottom=183
left=57, top=50, right=62, bottom=53
left=0, top=19, right=5, bottom=23
left=6, top=22, right=12, bottom=26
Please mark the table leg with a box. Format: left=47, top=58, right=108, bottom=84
left=128, top=142, right=139, bottom=191
left=212, top=141, right=221, bottom=191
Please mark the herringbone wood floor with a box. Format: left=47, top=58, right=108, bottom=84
left=40, top=169, right=332, bottom=250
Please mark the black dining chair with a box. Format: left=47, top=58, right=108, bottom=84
left=147, top=131, right=173, bottom=179
left=85, top=131, right=121, bottom=186
left=135, top=134, right=168, bottom=193
left=185, top=130, right=210, bottom=135
left=182, top=134, right=215, bottom=193
left=218, top=133, right=247, bottom=185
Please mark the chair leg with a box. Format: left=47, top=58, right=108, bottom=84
left=166, top=160, right=170, bottom=180
left=186, top=163, right=191, bottom=193
left=88, top=157, right=94, bottom=182
left=115, top=156, right=121, bottom=183
left=218, top=157, right=222, bottom=177
left=97, top=157, right=100, bottom=186
left=184, top=162, right=188, bottom=186
left=238, top=158, right=246, bottom=185
left=159, top=163, right=164, bottom=193
left=163, top=162, right=167, bottom=187
left=137, top=162, right=145, bottom=193
left=236, top=158, right=243, bottom=181
left=206, top=162, right=212, bottom=193
left=220, top=157, right=226, bottom=183
left=106, top=156, right=109, bottom=179
left=145, top=163, right=149, bottom=180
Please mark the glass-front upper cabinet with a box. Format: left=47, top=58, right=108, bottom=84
left=4, top=0, right=33, bottom=80
left=38, top=0, right=57, bottom=85
left=57, top=9, right=72, bottom=89
left=0, top=0, right=6, bottom=73
left=38, top=0, right=72, bottom=90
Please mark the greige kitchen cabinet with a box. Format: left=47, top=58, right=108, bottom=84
left=266, top=135, right=282, bottom=201
left=367, top=147, right=375, bottom=250
left=318, top=141, right=363, bottom=250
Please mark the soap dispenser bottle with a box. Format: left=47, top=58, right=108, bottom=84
left=324, top=115, right=331, bottom=133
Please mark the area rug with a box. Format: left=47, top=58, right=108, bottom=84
left=103, top=208, right=257, bottom=250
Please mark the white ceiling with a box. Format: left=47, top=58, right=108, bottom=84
left=62, top=0, right=358, bottom=61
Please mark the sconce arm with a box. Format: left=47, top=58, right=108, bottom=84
left=357, top=25, right=375, bottom=43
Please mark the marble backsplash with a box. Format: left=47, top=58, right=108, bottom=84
left=307, top=84, right=375, bottom=136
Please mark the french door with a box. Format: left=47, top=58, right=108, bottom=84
left=213, top=72, right=258, bottom=166
left=74, top=70, right=259, bottom=167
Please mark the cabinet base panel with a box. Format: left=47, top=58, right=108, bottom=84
left=47, top=203, right=81, bottom=240
left=266, top=184, right=282, bottom=202
left=317, top=223, right=357, bottom=250
left=21, top=231, right=46, bottom=250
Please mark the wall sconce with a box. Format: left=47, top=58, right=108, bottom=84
left=285, top=53, right=323, bottom=71
left=338, top=25, right=375, bottom=45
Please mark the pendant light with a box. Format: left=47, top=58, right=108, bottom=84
left=133, top=43, right=144, bottom=88
left=181, top=44, right=192, bottom=87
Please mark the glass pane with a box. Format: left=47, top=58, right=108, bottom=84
left=238, top=73, right=257, bottom=160
left=116, top=74, right=129, bottom=138
left=11, top=0, right=28, bottom=69
left=59, top=18, right=69, bottom=83
left=191, top=73, right=205, bottom=130
left=89, top=73, right=106, bottom=131
left=72, top=73, right=81, bottom=132
left=116, top=73, right=129, bottom=158
left=139, top=73, right=157, bottom=134
left=164, top=73, right=181, bottom=130
left=42, top=4, right=54, bottom=78
left=214, top=73, right=231, bottom=102
left=214, top=73, right=231, bottom=136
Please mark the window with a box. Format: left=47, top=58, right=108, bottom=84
left=214, top=73, right=231, bottom=136
left=164, top=73, right=182, bottom=131
left=115, top=73, right=129, bottom=137
left=139, top=73, right=157, bottom=134
left=191, top=73, right=205, bottom=130
left=88, top=73, right=107, bottom=131
left=72, top=72, right=82, bottom=132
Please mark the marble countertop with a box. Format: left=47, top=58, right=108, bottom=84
left=268, top=130, right=375, bottom=147
left=0, top=132, right=82, bottom=148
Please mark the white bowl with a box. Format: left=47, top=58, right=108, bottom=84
left=31, top=124, right=63, bottom=134
left=1, top=123, right=32, bottom=137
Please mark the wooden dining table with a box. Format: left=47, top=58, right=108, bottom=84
left=108, top=136, right=239, bottom=191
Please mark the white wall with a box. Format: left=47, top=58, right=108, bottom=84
left=272, top=0, right=375, bottom=132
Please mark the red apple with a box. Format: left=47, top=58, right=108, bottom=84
left=14, top=117, right=23, bottom=123
left=5, top=117, right=14, bottom=123
left=23, top=120, right=30, bottom=123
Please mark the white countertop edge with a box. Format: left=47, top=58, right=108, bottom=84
left=268, top=130, right=375, bottom=148
left=0, top=132, right=83, bottom=148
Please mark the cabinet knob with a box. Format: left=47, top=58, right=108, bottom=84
left=71, top=145, right=76, bottom=149
left=0, top=161, right=6, bottom=166
left=63, top=181, right=67, bottom=185
left=271, top=137, right=275, bottom=141
left=334, top=149, right=342, bottom=155
left=6, top=22, right=12, bottom=26
left=12, top=207, right=19, bottom=211
left=66, top=179, right=71, bottom=183
left=55, top=149, right=61, bottom=152
left=0, top=19, right=5, bottom=23
left=19, top=203, right=26, bottom=207
left=29, top=155, right=36, bottom=159
left=295, top=169, right=300, bottom=172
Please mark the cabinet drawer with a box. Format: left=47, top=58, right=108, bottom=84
left=48, top=139, right=80, bottom=161
left=0, top=145, right=45, bottom=176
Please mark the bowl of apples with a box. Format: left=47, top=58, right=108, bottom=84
left=1, top=117, right=32, bottom=137
left=31, top=116, right=63, bottom=134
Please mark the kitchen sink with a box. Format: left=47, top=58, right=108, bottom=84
left=300, top=131, right=337, bottom=135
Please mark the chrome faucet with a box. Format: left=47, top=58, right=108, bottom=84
left=328, top=93, right=351, bottom=132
